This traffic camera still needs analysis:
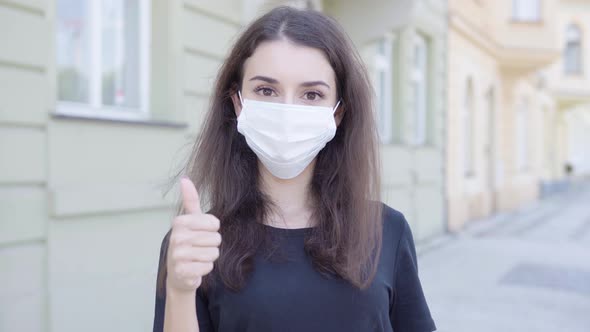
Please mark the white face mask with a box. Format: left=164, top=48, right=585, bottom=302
left=236, top=91, right=341, bottom=179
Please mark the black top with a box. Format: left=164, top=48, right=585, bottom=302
left=153, top=203, right=436, bottom=332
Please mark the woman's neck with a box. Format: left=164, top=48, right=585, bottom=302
left=259, top=160, right=315, bottom=229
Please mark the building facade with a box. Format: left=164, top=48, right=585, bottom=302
left=327, top=0, right=449, bottom=241
left=1, top=0, right=202, bottom=330
left=545, top=0, right=590, bottom=182
left=0, top=0, right=447, bottom=331
left=446, top=0, right=568, bottom=231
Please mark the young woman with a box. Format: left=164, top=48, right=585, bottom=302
left=153, top=6, right=436, bottom=332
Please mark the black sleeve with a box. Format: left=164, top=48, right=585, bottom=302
left=152, top=230, right=215, bottom=332
left=390, top=216, right=437, bottom=332
left=196, top=285, right=214, bottom=331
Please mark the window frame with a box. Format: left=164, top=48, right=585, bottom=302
left=564, top=24, right=583, bottom=76
left=55, top=0, right=151, bottom=121
left=515, top=98, right=530, bottom=171
left=374, top=34, right=395, bottom=144
left=410, top=33, right=429, bottom=146
left=463, top=78, right=475, bottom=177
left=511, top=0, right=542, bottom=23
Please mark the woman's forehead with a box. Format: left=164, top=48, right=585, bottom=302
left=242, top=39, right=335, bottom=86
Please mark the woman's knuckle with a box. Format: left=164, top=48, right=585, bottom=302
left=203, top=214, right=220, bottom=229
left=173, top=265, right=184, bottom=277
left=196, top=251, right=207, bottom=261
left=214, top=232, right=222, bottom=244
left=170, top=234, right=180, bottom=246
left=172, top=250, right=183, bottom=261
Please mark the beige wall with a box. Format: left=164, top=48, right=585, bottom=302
left=493, top=0, right=559, bottom=52
left=494, top=75, right=550, bottom=210
left=447, top=29, right=501, bottom=229
left=548, top=0, right=590, bottom=93
left=546, top=0, right=590, bottom=178
left=446, top=0, right=562, bottom=231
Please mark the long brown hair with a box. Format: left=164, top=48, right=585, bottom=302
left=157, top=6, right=382, bottom=297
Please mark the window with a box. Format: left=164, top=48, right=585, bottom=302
left=484, top=88, right=496, bottom=188
left=515, top=99, right=529, bottom=171
left=463, top=79, right=475, bottom=176
left=374, top=35, right=395, bottom=144
left=512, top=0, right=541, bottom=22
left=411, top=33, right=429, bottom=146
left=56, top=0, right=150, bottom=119
left=564, top=24, right=583, bottom=75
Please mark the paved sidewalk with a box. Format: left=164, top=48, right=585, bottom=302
left=418, top=181, right=590, bottom=332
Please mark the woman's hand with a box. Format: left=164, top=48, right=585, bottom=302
left=166, top=177, right=222, bottom=294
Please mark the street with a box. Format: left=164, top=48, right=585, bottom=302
left=418, top=181, right=590, bottom=332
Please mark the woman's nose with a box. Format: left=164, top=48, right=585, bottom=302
left=281, top=94, right=295, bottom=104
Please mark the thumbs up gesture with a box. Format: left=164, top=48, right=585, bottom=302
left=166, top=177, right=222, bottom=293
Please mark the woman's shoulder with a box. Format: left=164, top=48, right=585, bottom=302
left=380, top=202, right=406, bottom=224
left=376, top=201, right=411, bottom=245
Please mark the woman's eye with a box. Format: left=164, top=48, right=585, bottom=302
left=304, top=92, right=322, bottom=101
left=256, top=87, right=275, bottom=97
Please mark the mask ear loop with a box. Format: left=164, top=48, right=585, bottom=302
left=238, top=90, right=244, bottom=107
left=332, top=99, right=342, bottom=114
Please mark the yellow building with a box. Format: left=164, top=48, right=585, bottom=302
left=546, top=0, right=590, bottom=181
left=446, top=0, right=565, bottom=231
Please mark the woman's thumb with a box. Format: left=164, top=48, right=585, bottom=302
left=180, top=176, right=202, bottom=214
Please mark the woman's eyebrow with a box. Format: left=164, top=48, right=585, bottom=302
left=248, top=76, right=330, bottom=89
left=300, top=81, right=330, bottom=89
left=249, top=75, right=279, bottom=84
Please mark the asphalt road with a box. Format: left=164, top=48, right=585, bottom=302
left=417, top=181, right=590, bottom=332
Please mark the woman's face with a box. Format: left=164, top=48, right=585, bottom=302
left=232, top=39, right=343, bottom=124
